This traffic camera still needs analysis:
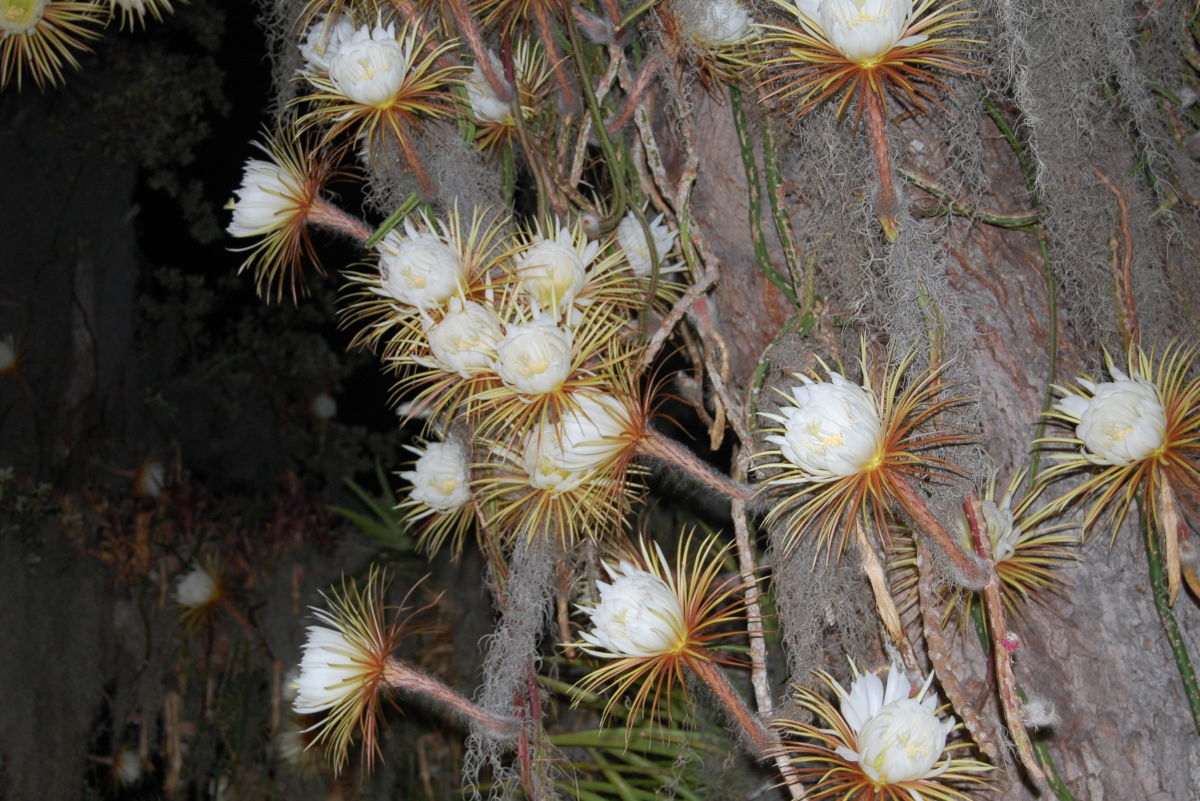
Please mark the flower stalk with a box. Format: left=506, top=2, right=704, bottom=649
left=687, top=658, right=774, bottom=755
left=637, top=428, right=752, bottom=501
left=863, top=86, right=900, bottom=242
left=893, top=477, right=983, bottom=587
left=383, top=659, right=522, bottom=738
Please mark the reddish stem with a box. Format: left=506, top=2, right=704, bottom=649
left=637, top=429, right=752, bottom=501
left=688, top=659, right=773, bottom=756
left=862, top=88, right=900, bottom=242
left=308, top=198, right=372, bottom=244
left=384, top=659, right=521, bottom=738
left=892, top=477, right=984, bottom=587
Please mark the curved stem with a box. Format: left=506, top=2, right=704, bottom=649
left=892, top=477, right=984, bottom=587
left=637, top=428, right=751, bottom=501
left=862, top=88, right=899, bottom=242
left=308, top=198, right=373, bottom=244
left=385, top=659, right=522, bottom=739
left=687, top=659, right=773, bottom=756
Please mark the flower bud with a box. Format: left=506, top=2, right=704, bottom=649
left=299, top=12, right=355, bottom=73
left=176, top=564, right=220, bottom=609
left=680, top=0, right=755, bottom=47
left=616, top=212, right=677, bottom=277
left=465, top=56, right=514, bottom=125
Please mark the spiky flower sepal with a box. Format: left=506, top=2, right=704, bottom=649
left=776, top=667, right=990, bottom=801
left=0, top=0, right=104, bottom=91
left=1038, top=342, right=1200, bottom=540
left=570, top=533, right=751, bottom=728
left=755, top=347, right=970, bottom=561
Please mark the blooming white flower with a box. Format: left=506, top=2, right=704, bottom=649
left=834, top=663, right=955, bottom=785
left=465, top=55, right=514, bottom=125
left=492, top=316, right=573, bottom=395
left=763, top=371, right=883, bottom=481
left=299, top=12, right=356, bottom=74
left=293, top=625, right=367, bottom=715
left=175, top=564, right=219, bottom=609
left=616, top=212, right=677, bottom=277
left=794, top=0, right=927, bottom=64
left=400, top=439, right=472, bottom=513
left=1055, top=368, right=1166, bottom=466
left=523, top=391, right=632, bottom=492
left=681, top=0, right=755, bottom=47
left=514, top=226, right=598, bottom=312
left=580, top=561, right=686, bottom=658
left=311, top=391, right=337, bottom=419
left=0, top=0, right=45, bottom=34
left=422, top=299, right=504, bottom=375
left=328, top=22, right=409, bottom=106
left=376, top=221, right=464, bottom=309
left=226, top=158, right=304, bottom=239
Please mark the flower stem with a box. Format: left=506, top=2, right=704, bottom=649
left=892, top=477, right=983, bottom=587
left=862, top=88, right=900, bottom=242
left=687, top=658, right=773, bottom=756
left=308, top=199, right=373, bottom=244
left=1142, top=502, right=1200, bottom=735
left=637, top=429, right=752, bottom=501
left=384, top=659, right=522, bottom=739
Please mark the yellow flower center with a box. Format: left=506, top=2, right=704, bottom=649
left=1, top=0, right=44, bottom=33
left=433, top=477, right=458, bottom=494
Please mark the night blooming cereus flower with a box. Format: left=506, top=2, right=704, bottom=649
left=679, top=0, right=756, bottom=48
left=523, top=390, right=635, bottom=493
left=399, top=439, right=472, bottom=514
left=491, top=315, right=573, bottom=396
left=0, top=0, right=103, bottom=90
left=292, top=571, right=408, bottom=772
left=572, top=534, right=749, bottom=724
left=107, top=0, right=176, bottom=30
left=1040, top=343, right=1200, bottom=537
left=513, top=223, right=598, bottom=314
left=421, top=298, right=504, bottom=376
left=755, top=349, right=968, bottom=558
left=328, top=21, right=409, bottom=106
left=375, top=220, right=464, bottom=309
left=299, top=12, right=355, bottom=74
left=175, top=561, right=222, bottom=625
left=760, top=0, right=975, bottom=117
left=777, top=662, right=989, bottom=800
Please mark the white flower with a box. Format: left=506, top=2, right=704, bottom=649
left=681, top=0, right=755, bottom=47
left=514, top=226, right=597, bottom=312
left=293, top=625, right=366, bottom=714
left=311, top=392, right=337, bottom=419
left=113, top=747, right=142, bottom=786
left=580, top=561, right=686, bottom=658
left=492, top=316, right=573, bottom=395
left=1055, top=368, right=1166, bottom=466
left=328, top=23, right=409, bottom=106
left=763, top=371, right=883, bottom=481
left=834, top=663, right=955, bottom=785
left=175, top=564, right=219, bottom=609
left=135, top=459, right=165, bottom=498
left=226, top=158, right=303, bottom=238
left=616, top=212, right=677, bottom=277
left=0, top=0, right=45, bottom=34
left=376, top=221, right=464, bottom=309
left=466, top=55, right=514, bottom=125
left=422, top=299, right=503, bottom=375
left=400, top=439, right=472, bottom=513
left=299, top=12, right=356, bottom=74
left=523, top=391, right=632, bottom=492
left=795, top=0, right=927, bottom=65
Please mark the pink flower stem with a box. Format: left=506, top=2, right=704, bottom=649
left=862, top=88, right=900, bottom=242
left=688, top=659, right=774, bottom=756
left=308, top=199, right=373, bottom=245
left=892, top=477, right=984, bottom=588
left=384, top=659, right=521, bottom=738
left=637, top=429, right=753, bottom=501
